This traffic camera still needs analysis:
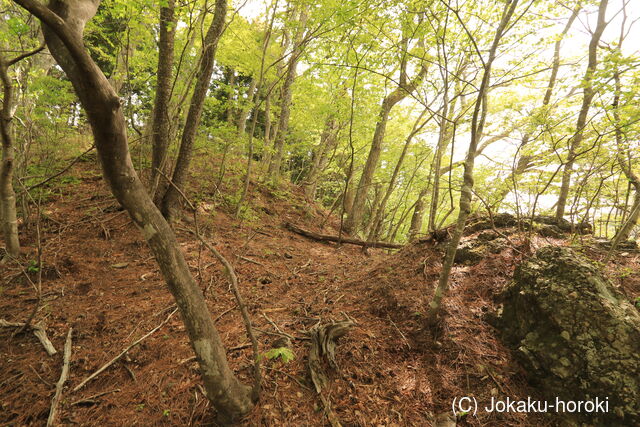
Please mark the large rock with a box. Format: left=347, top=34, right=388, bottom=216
left=491, top=246, right=640, bottom=426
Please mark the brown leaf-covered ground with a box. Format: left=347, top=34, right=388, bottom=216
left=2, top=158, right=639, bottom=426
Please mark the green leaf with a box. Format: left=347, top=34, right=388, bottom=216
left=261, top=347, right=295, bottom=363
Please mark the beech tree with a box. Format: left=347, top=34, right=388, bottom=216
left=12, top=0, right=256, bottom=421
left=555, top=0, right=609, bottom=220
left=426, top=0, right=521, bottom=326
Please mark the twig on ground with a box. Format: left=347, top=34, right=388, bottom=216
left=30, top=365, right=53, bottom=386
left=213, top=306, right=236, bottom=322
left=387, top=315, right=411, bottom=349
left=70, top=389, right=121, bottom=406
left=261, top=312, right=295, bottom=341
left=47, top=327, right=73, bottom=427
left=238, top=255, right=264, bottom=266
left=73, top=308, right=177, bottom=392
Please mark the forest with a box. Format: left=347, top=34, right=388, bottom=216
left=1, top=0, right=639, bottom=425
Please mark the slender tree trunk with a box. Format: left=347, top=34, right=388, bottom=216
left=150, top=0, right=176, bottom=203
left=14, top=0, right=255, bottom=420
left=426, top=0, right=520, bottom=326
left=161, top=0, right=227, bottom=221
left=368, top=109, right=429, bottom=241
left=235, top=0, right=279, bottom=218
left=543, top=3, right=582, bottom=105
left=267, top=5, right=308, bottom=180
left=344, top=64, right=427, bottom=236
left=0, top=55, right=21, bottom=259
left=610, top=21, right=639, bottom=244
left=236, top=77, right=257, bottom=135
left=263, top=92, right=272, bottom=142
left=303, top=116, right=340, bottom=199
left=555, top=0, right=608, bottom=220
left=428, top=96, right=453, bottom=232
left=362, top=182, right=383, bottom=239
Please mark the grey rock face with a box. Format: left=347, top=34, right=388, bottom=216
left=492, top=246, right=640, bottom=426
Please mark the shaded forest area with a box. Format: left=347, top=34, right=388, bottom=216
left=1, top=0, right=640, bottom=425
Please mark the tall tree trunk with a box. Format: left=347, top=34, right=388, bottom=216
left=150, top=0, right=176, bottom=203
left=368, top=108, right=429, bottom=241
left=266, top=5, right=308, bottom=181
left=236, top=77, right=257, bottom=135
left=263, top=91, right=272, bottom=142
left=428, top=94, right=453, bottom=232
left=362, top=182, right=383, bottom=239
left=161, top=0, right=227, bottom=221
left=344, top=66, right=426, bottom=235
left=302, top=116, right=340, bottom=199
left=426, top=0, right=520, bottom=326
left=610, top=15, right=638, bottom=244
left=14, top=0, right=255, bottom=420
left=555, top=0, right=608, bottom=220
left=0, top=55, right=21, bottom=259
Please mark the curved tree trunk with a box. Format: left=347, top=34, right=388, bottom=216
left=150, top=0, right=176, bottom=203
left=14, top=0, right=255, bottom=421
left=161, top=0, right=227, bottom=221
left=555, top=0, right=608, bottom=220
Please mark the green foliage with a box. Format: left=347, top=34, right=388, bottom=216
left=261, top=347, right=295, bottom=364
left=26, top=260, right=39, bottom=274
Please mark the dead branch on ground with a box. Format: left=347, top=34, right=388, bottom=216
left=284, top=222, right=403, bottom=249
left=47, top=327, right=72, bottom=427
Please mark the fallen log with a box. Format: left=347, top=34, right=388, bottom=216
left=284, top=223, right=403, bottom=249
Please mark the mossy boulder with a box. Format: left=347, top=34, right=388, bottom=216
left=491, top=246, right=640, bottom=426
left=454, top=238, right=509, bottom=265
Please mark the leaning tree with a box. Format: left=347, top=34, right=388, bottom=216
left=12, top=0, right=257, bottom=422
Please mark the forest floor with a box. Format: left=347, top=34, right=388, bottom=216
left=2, top=155, right=640, bottom=426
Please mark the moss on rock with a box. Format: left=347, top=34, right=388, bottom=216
left=491, top=246, right=640, bottom=426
